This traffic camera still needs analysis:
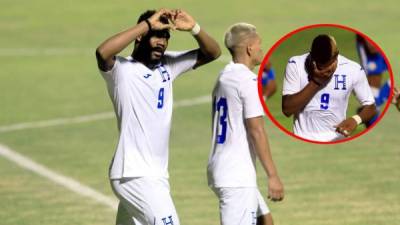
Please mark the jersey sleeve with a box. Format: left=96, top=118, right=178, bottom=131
left=282, top=58, right=301, bottom=95
left=164, top=50, right=198, bottom=80
left=99, top=56, right=121, bottom=81
left=240, top=75, right=264, bottom=119
left=353, top=67, right=375, bottom=105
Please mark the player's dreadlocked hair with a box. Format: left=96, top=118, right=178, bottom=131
left=137, top=10, right=169, bottom=25
left=135, top=10, right=171, bottom=40
left=310, top=34, right=339, bottom=65
left=137, top=10, right=156, bottom=24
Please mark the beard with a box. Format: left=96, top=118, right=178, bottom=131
left=134, top=42, right=166, bottom=65
left=149, top=46, right=165, bottom=61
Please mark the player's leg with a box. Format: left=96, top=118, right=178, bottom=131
left=213, top=187, right=258, bottom=225
left=111, top=178, right=148, bottom=225
left=256, top=189, right=273, bottom=225
left=115, top=202, right=143, bottom=225
left=111, top=177, right=180, bottom=225
left=142, top=177, right=180, bottom=225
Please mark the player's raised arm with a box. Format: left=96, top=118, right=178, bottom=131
left=282, top=82, right=321, bottom=117
left=245, top=116, right=284, bottom=202
left=172, top=9, right=221, bottom=69
left=283, top=35, right=339, bottom=117
left=282, top=59, right=337, bottom=117
left=95, top=8, right=175, bottom=71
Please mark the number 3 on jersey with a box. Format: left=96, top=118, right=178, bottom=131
left=214, top=97, right=228, bottom=144
left=320, top=93, right=330, bottom=110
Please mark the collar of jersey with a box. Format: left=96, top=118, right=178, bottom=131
left=228, top=61, right=250, bottom=71
left=126, top=56, right=163, bottom=70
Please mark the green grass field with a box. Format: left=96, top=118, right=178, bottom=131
left=1, top=1, right=399, bottom=225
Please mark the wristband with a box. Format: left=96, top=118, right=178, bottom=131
left=144, top=19, right=152, bottom=31
left=190, top=23, right=201, bottom=35
left=352, top=114, right=362, bottom=125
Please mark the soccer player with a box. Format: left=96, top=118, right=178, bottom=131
left=208, top=23, right=284, bottom=225
left=95, top=9, right=220, bottom=225
left=282, top=34, right=377, bottom=142
left=356, top=34, right=389, bottom=126
left=261, top=61, right=277, bottom=98
left=356, top=34, right=387, bottom=92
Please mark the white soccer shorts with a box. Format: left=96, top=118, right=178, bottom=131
left=212, top=187, right=270, bottom=225
left=111, top=177, right=180, bottom=225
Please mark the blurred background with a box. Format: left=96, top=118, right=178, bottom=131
left=0, top=1, right=399, bottom=225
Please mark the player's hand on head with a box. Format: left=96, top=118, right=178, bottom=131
left=172, top=9, right=196, bottom=31
left=334, top=118, right=358, bottom=137
left=267, top=175, right=284, bottom=202
left=148, top=8, right=176, bottom=30
left=310, top=60, right=337, bottom=85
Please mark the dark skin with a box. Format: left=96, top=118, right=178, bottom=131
left=282, top=54, right=377, bottom=137
left=96, top=8, right=221, bottom=71
left=257, top=213, right=274, bottom=225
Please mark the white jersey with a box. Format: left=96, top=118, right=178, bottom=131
left=283, top=53, right=375, bottom=141
left=100, top=50, right=197, bottom=179
left=207, top=62, right=264, bottom=188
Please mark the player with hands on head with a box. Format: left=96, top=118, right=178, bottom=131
left=208, top=23, right=284, bottom=225
left=96, top=8, right=220, bottom=225
left=282, top=34, right=377, bottom=141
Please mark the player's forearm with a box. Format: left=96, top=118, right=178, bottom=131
left=96, top=22, right=149, bottom=61
left=193, top=29, right=221, bottom=65
left=358, top=104, right=377, bottom=122
left=246, top=118, right=279, bottom=178
left=252, top=129, right=279, bottom=177
left=282, top=81, right=320, bottom=116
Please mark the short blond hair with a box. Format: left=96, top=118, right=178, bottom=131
left=224, top=23, right=257, bottom=52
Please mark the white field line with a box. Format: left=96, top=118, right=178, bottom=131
left=0, top=96, right=211, bottom=211
left=0, top=95, right=211, bottom=133
left=0, top=143, right=118, bottom=211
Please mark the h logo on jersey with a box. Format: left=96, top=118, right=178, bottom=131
left=161, top=215, right=174, bottom=225
left=334, top=74, right=346, bottom=90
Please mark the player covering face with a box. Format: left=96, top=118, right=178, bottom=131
left=96, top=8, right=220, bottom=225
left=208, top=23, right=284, bottom=225
left=282, top=34, right=377, bottom=141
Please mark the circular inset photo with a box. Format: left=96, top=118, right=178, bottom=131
left=258, top=24, right=394, bottom=144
